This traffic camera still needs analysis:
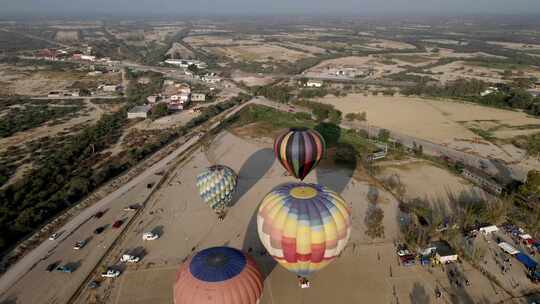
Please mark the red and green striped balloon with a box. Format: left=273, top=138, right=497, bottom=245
left=273, top=128, right=326, bottom=180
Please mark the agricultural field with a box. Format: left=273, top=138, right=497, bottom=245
left=206, top=43, right=313, bottom=63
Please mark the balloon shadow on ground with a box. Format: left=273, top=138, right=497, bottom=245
left=232, top=148, right=275, bottom=206
left=0, top=295, right=18, bottom=304
left=242, top=208, right=277, bottom=281
left=316, top=142, right=357, bottom=194
left=409, top=282, right=431, bottom=304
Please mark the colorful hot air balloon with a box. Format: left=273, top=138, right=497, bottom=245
left=274, top=128, right=325, bottom=180
left=257, top=182, right=351, bottom=278
left=173, top=246, right=263, bottom=304
left=196, top=165, right=238, bottom=214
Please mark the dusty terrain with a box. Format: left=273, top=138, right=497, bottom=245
left=207, top=44, right=312, bottom=62
left=73, top=131, right=515, bottom=304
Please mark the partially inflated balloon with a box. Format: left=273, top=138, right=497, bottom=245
left=257, top=182, right=351, bottom=277
left=196, top=165, right=238, bottom=213
left=174, top=246, right=263, bottom=304
left=274, top=128, right=325, bottom=180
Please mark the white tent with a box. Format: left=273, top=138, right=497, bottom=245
left=479, top=225, right=499, bottom=234
left=498, top=242, right=519, bottom=255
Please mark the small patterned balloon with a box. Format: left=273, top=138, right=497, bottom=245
left=196, top=165, right=238, bottom=213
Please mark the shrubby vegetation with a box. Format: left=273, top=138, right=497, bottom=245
left=292, top=100, right=342, bottom=124
left=0, top=103, right=83, bottom=138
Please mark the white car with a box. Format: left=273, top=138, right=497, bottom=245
left=49, top=233, right=60, bottom=241
left=120, top=254, right=140, bottom=263
left=101, top=269, right=121, bottom=278
left=397, top=249, right=411, bottom=257
left=142, top=232, right=159, bottom=241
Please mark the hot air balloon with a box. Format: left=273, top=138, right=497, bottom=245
left=273, top=128, right=326, bottom=180
left=173, top=246, right=263, bottom=304
left=257, top=182, right=351, bottom=281
left=196, top=165, right=238, bottom=217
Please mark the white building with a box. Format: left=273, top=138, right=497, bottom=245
left=498, top=242, right=519, bottom=255
left=306, top=80, right=323, bottom=88
left=165, top=59, right=207, bottom=69
left=100, top=85, right=121, bottom=93
left=432, top=241, right=458, bottom=264
left=80, top=54, right=96, bottom=62
left=480, top=87, right=498, bottom=97
left=191, top=93, right=206, bottom=102
left=127, top=105, right=151, bottom=119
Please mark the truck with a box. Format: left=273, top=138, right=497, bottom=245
left=101, top=269, right=121, bottom=278
left=142, top=232, right=159, bottom=240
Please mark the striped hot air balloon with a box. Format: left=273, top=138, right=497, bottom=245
left=173, top=246, right=263, bottom=304
left=196, top=165, right=238, bottom=214
left=274, top=128, right=326, bottom=180
left=257, top=182, right=351, bottom=278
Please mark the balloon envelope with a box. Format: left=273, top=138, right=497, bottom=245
left=274, top=128, right=325, bottom=180
left=174, top=246, right=263, bottom=304
left=196, top=165, right=238, bottom=213
left=257, top=182, right=351, bottom=277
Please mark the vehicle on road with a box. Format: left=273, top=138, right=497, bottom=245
left=46, top=261, right=60, bottom=272
left=142, top=232, right=159, bottom=240
left=88, top=281, right=100, bottom=289
left=123, top=204, right=140, bottom=211
left=101, top=269, right=120, bottom=278
left=120, top=254, right=141, bottom=263
left=56, top=265, right=73, bottom=273
left=112, top=220, right=124, bottom=229
left=94, top=226, right=105, bottom=234
left=49, top=233, right=60, bottom=241
left=94, top=211, right=105, bottom=218
left=73, top=240, right=87, bottom=250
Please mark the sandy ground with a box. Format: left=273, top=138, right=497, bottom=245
left=317, top=94, right=540, bottom=142
left=166, top=42, right=195, bottom=59
left=488, top=41, right=540, bottom=52
left=208, top=44, right=312, bottom=62
left=184, top=35, right=260, bottom=47
left=79, top=130, right=518, bottom=304
left=232, top=71, right=275, bottom=86
left=55, top=31, right=79, bottom=41
left=316, top=94, right=540, bottom=165
left=376, top=159, right=489, bottom=204
left=366, top=39, right=416, bottom=50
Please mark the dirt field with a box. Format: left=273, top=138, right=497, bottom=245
left=165, top=42, right=195, bottom=59
left=366, top=39, right=416, bottom=50
left=82, top=131, right=513, bottom=304
left=184, top=34, right=260, bottom=46
left=207, top=44, right=312, bottom=62
left=488, top=41, right=540, bottom=51
left=55, top=30, right=79, bottom=41
left=376, top=159, right=488, bottom=204
left=316, top=94, right=540, bottom=163
left=232, top=71, right=275, bottom=86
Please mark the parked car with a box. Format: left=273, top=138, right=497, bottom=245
left=48, top=233, right=60, bottom=241
left=101, top=269, right=121, bottom=278
left=142, top=232, right=159, bottom=240
left=94, top=211, right=105, bottom=219
left=397, top=249, right=411, bottom=257
left=94, top=226, right=105, bottom=234
left=112, top=220, right=124, bottom=229
left=56, top=265, right=73, bottom=273
left=73, top=240, right=87, bottom=250
left=88, top=281, right=100, bottom=289
left=46, top=261, right=60, bottom=272
left=120, top=254, right=141, bottom=263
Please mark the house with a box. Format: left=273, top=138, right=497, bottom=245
left=461, top=166, right=504, bottom=195
left=191, top=93, right=206, bottom=102
left=479, top=225, right=499, bottom=235
left=80, top=54, right=96, bottom=61
left=306, top=80, right=323, bottom=88
left=201, top=73, right=221, bottom=84
left=146, top=95, right=159, bottom=104
left=127, top=105, right=151, bottom=119
left=432, top=241, right=458, bottom=264
left=498, top=242, right=519, bottom=255
left=100, top=85, right=122, bottom=93
left=37, top=49, right=59, bottom=61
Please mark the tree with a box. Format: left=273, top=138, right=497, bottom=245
left=150, top=103, right=169, bottom=120
left=315, top=123, right=341, bottom=146
left=520, top=170, right=540, bottom=196
left=365, top=204, right=385, bottom=239
left=377, top=129, right=390, bottom=142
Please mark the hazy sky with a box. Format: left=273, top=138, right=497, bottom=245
left=2, top=0, right=540, bottom=16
